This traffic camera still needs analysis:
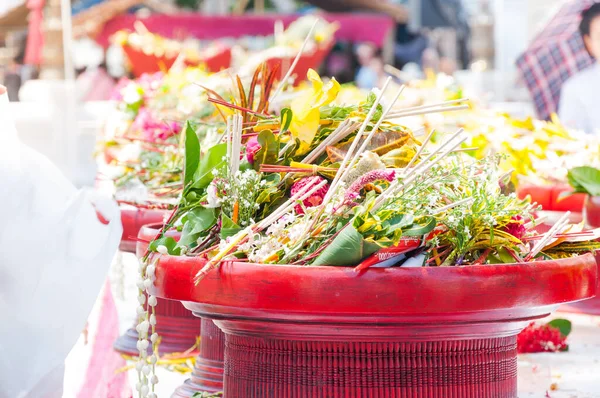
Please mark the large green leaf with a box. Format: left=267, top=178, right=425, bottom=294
left=312, top=225, right=381, bottom=266
left=184, top=122, right=200, bottom=186
left=192, top=143, right=227, bottom=189
left=178, top=207, right=217, bottom=247
left=567, top=166, right=600, bottom=196
left=253, top=130, right=279, bottom=171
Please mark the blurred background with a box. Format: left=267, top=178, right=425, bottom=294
left=0, top=0, right=585, bottom=187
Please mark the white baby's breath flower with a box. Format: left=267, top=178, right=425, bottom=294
left=122, top=83, right=142, bottom=104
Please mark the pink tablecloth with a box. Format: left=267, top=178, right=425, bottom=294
left=96, top=13, right=395, bottom=48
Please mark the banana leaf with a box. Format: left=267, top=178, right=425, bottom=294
left=312, top=225, right=381, bottom=266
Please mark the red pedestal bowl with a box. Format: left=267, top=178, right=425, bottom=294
left=151, top=254, right=597, bottom=398
left=113, top=223, right=201, bottom=357
left=557, top=196, right=600, bottom=315
left=119, top=206, right=168, bottom=253
left=584, top=195, right=600, bottom=229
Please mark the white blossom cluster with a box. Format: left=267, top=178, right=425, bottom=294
left=208, top=168, right=265, bottom=227
left=235, top=212, right=316, bottom=263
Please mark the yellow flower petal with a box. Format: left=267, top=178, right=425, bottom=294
left=290, top=69, right=340, bottom=154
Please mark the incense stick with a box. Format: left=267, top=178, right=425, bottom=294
left=270, top=18, right=319, bottom=105
left=525, top=212, right=571, bottom=261
left=405, top=128, right=435, bottom=170
left=433, top=197, right=474, bottom=214
left=193, top=178, right=328, bottom=283
left=388, top=104, right=470, bottom=119
left=337, top=84, right=406, bottom=187
left=323, top=78, right=392, bottom=205
left=390, top=98, right=469, bottom=114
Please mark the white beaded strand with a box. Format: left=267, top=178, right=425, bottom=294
left=135, top=255, right=160, bottom=397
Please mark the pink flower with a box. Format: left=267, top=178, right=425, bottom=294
left=344, top=169, right=397, bottom=203
left=138, top=72, right=164, bottom=94
left=245, top=137, right=261, bottom=164
left=110, top=77, right=131, bottom=101
left=132, top=108, right=181, bottom=141
left=290, top=176, right=329, bottom=214
left=504, top=215, right=526, bottom=240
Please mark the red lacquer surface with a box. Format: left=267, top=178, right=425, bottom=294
left=114, top=223, right=200, bottom=357
left=119, top=207, right=168, bottom=253
left=151, top=254, right=597, bottom=397
left=172, top=318, right=225, bottom=397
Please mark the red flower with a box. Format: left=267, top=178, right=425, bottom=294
left=517, top=322, right=568, bottom=353
left=245, top=137, right=261, bottom=164
left=290, top=176, right=329, bottom=214
left=504, top=215, right=526, bottom=240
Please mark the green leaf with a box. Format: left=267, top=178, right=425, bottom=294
left=359, top=92, right=383, bottom=122
left=220, top=214, right=241, bottom=239
left=312, top=225, right=381, bottom=266
left=384, top=213, right=415, bottom=234
left=252, top=130, right=279, bottom=171
left=192, top=143, right=227, bottom=189
left=548, top=319, right=572, bottom=337
left=567, top=166, right=600, bottom=196
left=178, top=207, right=217, bottom=247
left=184, top=122, right=200, bottom=186
left=402, top=216, right=436, bottom=237
left=280, top=108, right=293, bottom=134
left=148, top=236, right=181, bottom=255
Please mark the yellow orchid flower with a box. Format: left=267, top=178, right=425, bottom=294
left=290, top=69, right=340, bottom=155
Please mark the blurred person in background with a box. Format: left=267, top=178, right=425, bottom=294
left=559, top=3, right=600, bottom=134
left=73, top=37, right=117, bottom=102
left=3, top=31, right=34, bottom=102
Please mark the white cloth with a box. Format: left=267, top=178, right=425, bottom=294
left=0, top=88, right=122, bottom=397
left=558, top=62, right=600, bottom=134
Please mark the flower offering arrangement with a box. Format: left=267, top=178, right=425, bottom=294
left=126, top=62, right=600, bottom=397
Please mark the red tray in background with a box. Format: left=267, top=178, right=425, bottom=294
left=119, top=206, right=168, bottom=253
left=122, top=44, right=232, bottom=77
left=151, top=254, right=597, bottom=398
left=529, top=209, right=600, bottom=316
left=264, top=39, right=334, bottom=85
left=517, top=183, right=586, bottom=212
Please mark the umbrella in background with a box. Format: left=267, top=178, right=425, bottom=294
left=516, top=0, right=597, bottom=121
